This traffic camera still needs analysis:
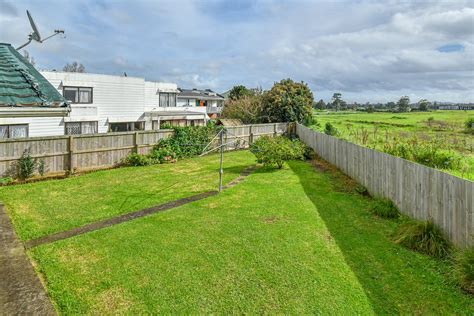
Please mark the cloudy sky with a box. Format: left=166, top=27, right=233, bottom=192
left=1, top=0, right=473, bottom=102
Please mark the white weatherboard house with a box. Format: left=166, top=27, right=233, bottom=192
left=40, top=71, right=209, bottom=136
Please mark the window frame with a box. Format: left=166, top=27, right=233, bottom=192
left=108, top=121, right=145, bottom=133
left=159, top=92, right=177, bottom=107
left=0, top=124, right=29, bottom=139
left=63, top=86, right=94, bottom=104
left=64, top=121, right=98, bottom=135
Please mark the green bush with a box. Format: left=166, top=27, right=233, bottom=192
left=0, top=177, right=13, bottom=185
left=394, top=220, right=451, bottom=258
left=154, top=126, right=217, bottom=159
left=454, top=247, right=474, bottom=294
left=465, top=118, right=474, bottom=134
left=250, top=136, right=305, bottom=169
left=17, top=149, right=37, bottom=180
left=149, top=146, right=177, bottom=164
left=324, top=122, right=338, bottom=136
left=371, top=198, right=400, bottom=219
left=123, top=153, right=154, bottom=166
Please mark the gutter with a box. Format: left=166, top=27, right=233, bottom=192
left=0, top=107, right=70, bottom=118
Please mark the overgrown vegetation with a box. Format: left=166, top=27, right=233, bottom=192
left=250, top=135, right=306, bottom=168
left=466, top=118, right=474, bottom=134
left=394, top=220, right=452, bottom=258
left=455, top=247, right=474, bottom=294
left=371, top=198, right=400, bottom=219
left=324, top=122, right=338, bottom=136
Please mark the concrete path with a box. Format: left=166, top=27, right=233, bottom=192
left=0, top=203, right=56, bottom=315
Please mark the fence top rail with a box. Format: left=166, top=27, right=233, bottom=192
left=296, top=123, right=474, bottom=184
left=226, top=123, right=289, bottom=129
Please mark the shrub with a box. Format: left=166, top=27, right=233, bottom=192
left=0, top=177, right=13, bottom=185
left=38, top=159, right=46, bottom=176
left=17, top=149, right=37, bottom=180
left=465, top=118, right=474, bottom=134
left=250, top=136, right=305, bottom=169
left=324, top=122, right=338, bottom=136
left=371, top=198, right=400, bottom=219
left=221, top=95, right=264, bottom=124
left=394, top=220, right=452, bottom=258
left=454, top=247, right=474, bottom=294
left=123, top=153, right=154, bottom=166
left=150, top=146, right=177, bottom=164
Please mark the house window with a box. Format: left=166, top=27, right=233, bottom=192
left=159, top=93, right=176, bottom=107
left=109, top=122, right=144, bottom=132
left=63, top=87, right=93, bottom=104
left=65, top=121, right=98, bottom=135
left=0, top=124, right=28, bottom=139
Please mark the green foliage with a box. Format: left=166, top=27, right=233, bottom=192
left=38, top=160, right=46, bottom=176
left=394, top=220, right=452, bottom=258
left=221, top=95, right=264, bottom=124
left=324, top=122, right=338, bottom=136
left=123, top=153, right=155, bottom=166
left=262, top=79, right=314, bottom=124
left=228, top=85, right=255, bottom=100
left=0, top=177, right=13, bottom=185
left=383, top=139, right=464, bottom=171
left=154, top=126, right=217, bottom=159
left=17, top=149, right=37, bottom=180
left=149, top=146, right=177, bottom=164
left=314, top=99, right=326, bottom=110
left=330, top=92, right=346, bottom=111
left=465, top=118, right=474, bottom=134
left=418, top=99, right=431, bottom=111
left=371, top=198, right=400, bottom=219
left=250, top=136, right=305, bottom=169
left=397, top=96, right=411, bottom=112
left=454, top=247, right=474, bottom=294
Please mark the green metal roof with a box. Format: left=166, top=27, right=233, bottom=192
left=0, top=43, right=68, bottom=107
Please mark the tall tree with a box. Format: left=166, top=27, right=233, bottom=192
left=63, top=62, right=86, bottom=73
left=22, top=50, right=35, bottom=66
left=262, top=79, right=314, bottom=124
left=397, top=96, right=410, bottom=112
left=331, top=93, right=346, bottom=111
left=228, top=85, right=254, bottom=100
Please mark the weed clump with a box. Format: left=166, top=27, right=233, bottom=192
left=371, top=198, right=400, bottom=219
left=454, top=247, right=474, bottom=294
left=394, top=220, right=451, bottom=258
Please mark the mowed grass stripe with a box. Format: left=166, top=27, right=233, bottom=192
left=0, top=150, right=256, bottom=241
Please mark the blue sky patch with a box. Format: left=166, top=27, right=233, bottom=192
left=437, top=44, right=465, bottom=53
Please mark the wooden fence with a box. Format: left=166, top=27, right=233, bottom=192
left=296, top=123, right=473, bottom=248
left=0, top=123, right=289, bottom=178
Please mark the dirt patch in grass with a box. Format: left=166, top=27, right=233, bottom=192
left=261, top=215, right=284, bottom=224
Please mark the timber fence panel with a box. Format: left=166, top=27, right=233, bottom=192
left=296, top=123, right=473, bottom=248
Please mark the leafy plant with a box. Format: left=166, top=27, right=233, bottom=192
left=454, top=247, right=474, bottom=294
left=371, top=198, right=400, bottom=219
left=394, top=220, right=451, bottom=258
left=0, top=177, right=13, bottom=185
left=123, top=153, right=154, bottom=166
left=465, top=118, right=474, bottom=134
left=324, top=122, right=338, bottom=136
left=17, top=149, right=37, bottom=180
left=38, top=159, right=46, bottom=176
left=149, top=146, right=177, bottom=164
left=250, top=135, right=305, bottom=169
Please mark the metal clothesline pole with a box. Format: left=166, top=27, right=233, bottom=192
left=219, top=129, right=224, bottom=192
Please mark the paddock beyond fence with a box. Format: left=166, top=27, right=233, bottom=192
left=0, top=123, right=289, bottom=178
left=296, top=123, right=473, bottom=248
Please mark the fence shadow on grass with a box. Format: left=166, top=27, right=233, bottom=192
left=287, top=159, right=472, bottom=315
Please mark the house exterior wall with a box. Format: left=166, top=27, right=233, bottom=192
left=0, top=116, right=64, bottom=137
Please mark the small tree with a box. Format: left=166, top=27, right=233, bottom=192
left=314, top=99, right=326, bottom=110
left=324, top=122, right=338, bottom=136
left=250, top=136, right=305, bottom=169
left=262, top=79, right=314, bottom=124
left=397, top=96, right=411, bottom=112
left=418, top=99, right=431, bottom=111
left=63, top=62, right=86, bottom=73
left=228, top=85, right=255, bottom=100
left=17, top=149, right=37, bottom=180
left=221, top=95, right=265, bottom=124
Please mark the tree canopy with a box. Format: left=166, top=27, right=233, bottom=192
left=63, top=62, right=86, bottom=73
left=228, top=85, right=255, bottom=100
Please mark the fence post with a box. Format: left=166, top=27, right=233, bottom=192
left=134, top=132, right=139, bottom=153
left=68, top=135, right=74, bottom=173
left=249, top=125, right=254, bottom=145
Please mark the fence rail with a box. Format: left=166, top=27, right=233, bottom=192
left=296, top=123, right=473, bottom=248
left=0, top=123, right=289, bottom=178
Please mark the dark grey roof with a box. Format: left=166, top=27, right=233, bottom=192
left=177, top=88, right=224, bottom=100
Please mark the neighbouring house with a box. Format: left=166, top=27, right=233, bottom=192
left=177, top=88, right=225, bottom=119
left=0, top=43, right=70, bottom=139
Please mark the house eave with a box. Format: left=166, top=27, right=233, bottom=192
left=0, top=107, right=70, bottom=118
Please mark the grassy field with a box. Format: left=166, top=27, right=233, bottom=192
left=311, top=110, right=474, bottom=179
left=4, top=153, right=471, bottom=313
left=0, top=151, right=255, bottom=241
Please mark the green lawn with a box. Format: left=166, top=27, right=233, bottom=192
left=15, top=155, right=471, bottom=314
left=0, top=150, right=255, bottom=241
left=312, top=110, right=474, bottom=179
